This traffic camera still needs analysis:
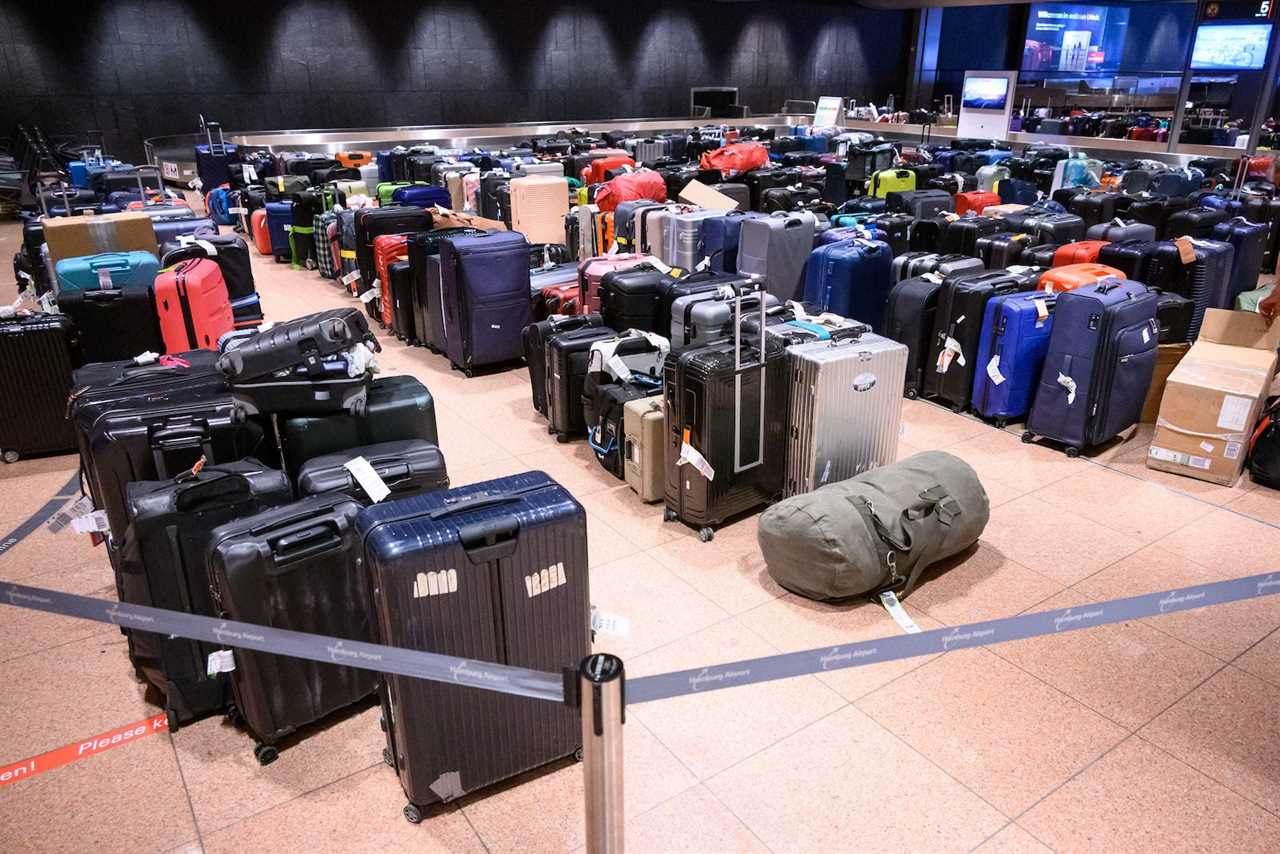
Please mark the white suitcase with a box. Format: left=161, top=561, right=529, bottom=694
left=976, top=164, right=1010, bottom=193
left=358, top=164, right=380, bottom=188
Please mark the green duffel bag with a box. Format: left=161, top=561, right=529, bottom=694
left=1236, top=283, right=1274, bottom=314
left=757, top=451, right=989, bottom=602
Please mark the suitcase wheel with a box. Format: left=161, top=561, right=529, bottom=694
left=663, top=507, right=678, bottom=522
left=994, top=418, right=1008, bottom=430
left=698, top=527, right=714, bottom=543
left=1065, top=446, right=1081, bottom=459
left=1021, top=432, right=1034, bottom=444
left=224, top=705, right=242, bottom=726
left=574, top=746, right=584, bottom=762
left=166, top=707, right=180, bottom=733
left=555, top=433, right=571, bottom=444
left=904, top=388, right=918, bottom=400
left=254, top=743, right=279, bottom=766
left=382, top=748, right=394, bottom=767
left=404, top=804, right=424, bottom=824
left=1, top=449, right=18, bottom=464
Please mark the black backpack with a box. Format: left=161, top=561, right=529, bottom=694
left=1248, top=397, right=1280, bottom=489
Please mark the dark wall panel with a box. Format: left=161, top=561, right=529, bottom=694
left=0, top=0, right=910, bottom=161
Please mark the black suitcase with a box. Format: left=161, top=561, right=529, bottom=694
left=277, top=375, right=438, bottom=476
left=1031, top=212, right=1086, bottom=244
left=909, top=216, right=950, bottom=252
left=296, top=439, right=448, bottom=504
left=56, top=286, right=166, bottom=365
left=976, top=232, right=1031, bottom=268
left=357, top=472, right=589, bottom=815
left=823, top=162, right=850, bottom=205
left=925, top=270, right=1035, bottom=410
left=926, top=173, right=977, bottom=194
left=760, top=185, right=822, bottom=213
left=523, top=313, right=606, bottom=417
left=599, top=263, right=666, bottom=333
left=479, top=173, right=510, bottom=222
left=1022, top=243, right=1062, bottom=268
left=1128, top=195, right=1191, bottom=239
left=388, top=259, right=416, bottom=343
left=546, top=325, right=618, bottom=440
left=587, top=380, right=660, bottom=479
left=943, top=216, right=1003, bottom=256
left=408, top=228, right=488, bottom=354
left=1152, top=288, right=1194, bottom=344
left=1165, top=206, right=1229, bottom=240
left=228, top=354, right=371, bottom=417
left=885, top=189, right=955, bottom=220
left=1144, top=239, right=1234, bottom=340
left=216, top=308, right=377, bottom=380
left=0, top=314, right=79, bottom=462
left=746, top=168, right=805, bottom=211
left=867, top=212, right=914, bottom=256
left=354, top=207, right=434, bottom=312
left=884, top=274, right=944, bottom=399
left=207, top=493, right=377, bottom=762
left=662, top=293, right=789, bottom=539
left=656, top=270, right=744, bottom=334
left=118, top=458, right=291, bottom=729
left=1068, top=192, right=1124, bottom=228
left=1097, top=240, right=1162, bottom=280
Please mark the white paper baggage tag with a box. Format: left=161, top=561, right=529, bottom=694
left=1057, top=372, right=1077, bottom=405
left=590, top=606, right=632, bottom=639
left=360, top=285, right=379, bottom=304
left=649, top=257, right=672, bottom=274
left=1141, top=326, right=1150, bottom=344
left=133, top=351, right=161, bottom=365
left=678, top=441, right=715, bottom=481
left=936, top=336, right=965, bottom=373
left=985, top=354, right=1005, bottom=386
left=343, top=456, right=391, bottom=503
left=189, top=177, right=204, bottom=191
left=47, top=495, right=95, bottom=534
left=38, top=292, right=56, bottom=314
left=71, top=510, right=111, bottom=535
left=206, top=649, right=236, bottom=677
left=341, top=269, right=361, bottom=286
left=606, top=354, right=633, bottom=382
left=878, top=591, right=922, bottom=634
left=228, top=206, right=248, bottom=215
left=695, top=256, right=711, bottom=272
left=606, top=241, right=619, bottom=255
left=195, top=238, right=218, bottom=256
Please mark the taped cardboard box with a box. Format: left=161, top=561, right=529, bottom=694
left=43, top=212, right=158, bottom=266
left=677, top=180, right=740, bottom=211
left=1141, top=343, right=1191, bottom=424
left=1147, top=309, right=1280, bottom=485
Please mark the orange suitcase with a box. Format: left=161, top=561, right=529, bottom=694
left=1052, top=240, right=1110, bottom=266
left=1038, top=263, right=1124, bottom=294
left=153, top=259, right=234, bottom=352
left=373, top=234, right=410, bottom=328
left=336, top=150, right=373, bottom=168
left=585, top=156, right=635, bottom=185
left=538, top=283, right=583, bottom=319
left=250, top=208, right=272, bottom=255
left=955, top=191, right=1000, bottom=216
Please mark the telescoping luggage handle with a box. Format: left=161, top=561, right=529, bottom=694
left=200, top=116, right=227, bottom=156
left=732, top=277, right=769, bottom=475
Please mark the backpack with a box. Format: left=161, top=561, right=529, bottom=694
left=1248, top=397, right=1280, bottom=489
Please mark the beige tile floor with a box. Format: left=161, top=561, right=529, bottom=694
left=1, top=216, right=1279, bottom=853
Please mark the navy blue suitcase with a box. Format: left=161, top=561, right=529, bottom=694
left=1211, top=218, right=1269, bottom=307
left=265, top=202, right=292, bottom=261
left=702, top=211, right=766, bottom=274
left=970, top=290, right=1058, bottom=426
left=440, top=232, right=532, bottom=375
left=356, top=471, right=589, bottom=813
left=1024, top=280, right=1158, bottom=454
left=997, top=178, right=1039, bottom=205
left=153, top=217, right=219, bottom=251
left=802, top=239, right=894, bottom=332
left=1143, top=239, right=1234, bottom=340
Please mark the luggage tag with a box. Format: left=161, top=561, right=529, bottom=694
left=71, top=509, right=111, bottom=535
left=360, top=284, right=379, bottom=304
left=242, top=164, right=258, bottom=182
left=1057, top=372, right=1077, bottom=405
left=276, top=176, right=286, bottom=193
left=343, top=456, right=391, bottom=503
left=936, top=337, right=964, bottom=373
left=878, top=590, right=922, bottom=634
left=46, top=495, right=95, bottom=534
left=985, top=354, right=1006, bottom=386
left=677, top=429, right=715, bottom=481
left=206, top=650, right=235, bottom=677
left=590, top=606, right=632, bottom=639
left=1034, top=298, right=1049, bottom=325
left=1174, top=236, right=1196, bottom=265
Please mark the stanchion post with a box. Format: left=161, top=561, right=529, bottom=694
left=578, top=653, right=625, bottom=854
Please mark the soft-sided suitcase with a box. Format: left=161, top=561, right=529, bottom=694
left=357, top=472, right=590, bottom=814
left=406, top=227, right=488, bottom=353
left=1085, top=220, right=1157, bottom=243
left=217, top=308, right=376, bottom=380
left=1024, top=280, right=1159, bottom=454
left=56, top=286, right=166, bottom=365
left=510, top=175, right=570, bottom=246
left=1038, top=262, right=1124, bottom=294
left=1211, top=218, right=1269, bottom=307
left=523, top=313, right=606, bottom=417
left=623, top=395, right=665, bottom=502
left=55, top=251, right=159, bottom=294
left=296, top=439, right=448, bottom=504
left=783, top=329, right=906, bottom=496
left=265, top=201, right=292, bottom=261
left=802, top=239, right=894, bottom=332
left=970, top=290, right=1058, bottom=426
left=663, top=293, right=789, bottom=540
left=119, top=459, right=291, bottom=730
left=154, top=259, right=235, bottom=353
left=440, top=232, right=532, bottom=374
left=587, top=380, right=661, bottom=479
left=206, top=494, right=376, bottom=762
left=885, top=274, right=944, bottom=398
left=926, top=270, right=1036, bottom=410
left=737, top=212, right=817, bottom=301
left=1052, top=240, right=1110, bottom=266
left=0, top=314, right=79, bottom=462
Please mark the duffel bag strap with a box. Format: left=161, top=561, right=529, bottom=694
left=855, top=485, right=960, bottom=600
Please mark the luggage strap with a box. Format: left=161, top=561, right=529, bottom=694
left=853, top=485, right=960, bottom=600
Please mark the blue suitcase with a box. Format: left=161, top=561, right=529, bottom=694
left=979, top=150, right=1013, bottom=165
left=1211, top=218, right=1269, bottom=307
left=206, top=187, right=235, bottom=225
left=55, top=251, right=159, bottom=293
left=802, top=133, right=832, bottom=153
left=152, top=217, right=218, bottom=251
left=971, top=291, right=1058, bottom=426
left=375, top=150, right=396, bottom=183
left=392, top=184, right=452, bottom=209
left=265, top=202, right=292, bottom=261
left=702, top=211, right=766, bottom=274
left=356, top=471, right=588, bottom=813
left=440, top=232, right=532, bottom=375
left=1024, top=280, right=1159, bottom=454
left=998, top=178, right=1039, bottom=205
left=802, top=239, right=893, bottom=332
left=817, top=225, right=884, bottom=246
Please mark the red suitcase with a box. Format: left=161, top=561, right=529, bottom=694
left=154, top=259, right=235, bottom=352
left=373, top=234, right=410, bottom=328
left=955, top=191, right=1000, bottom=216
left=538, top=283, right=583, bottom=319
left=251, top=209, right=272, bottom=255
left=1052, top=240, right=1110, bottom=266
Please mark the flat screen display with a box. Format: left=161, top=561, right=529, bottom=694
left=1190, top=24, right=1273, bottom=70
left=1022, top=3, right=1131, bottom=73
left=961, top=77, right=1010, bottom=110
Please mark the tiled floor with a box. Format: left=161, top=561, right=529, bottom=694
left=2, top=215, right=1279, bottom=853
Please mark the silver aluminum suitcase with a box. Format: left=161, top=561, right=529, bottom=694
left=512, top=161, right=566, bottom=178
left=637, top=204, right=680, bottom=257
left=666, top=210, right=722, bottom=269
left=737, top=212, right=817, bottom=302
left=357, top=164, right=380, bottom=190
left=784, top=331, right=908, bottom=497
left=625, top=138, right=670, bottom=165
left=643, top=206, right=692, bottom=262
left=668, top=285, right=778, bottom=353
left=710, top=183, right=751, bottom=211
left=431, top=162, right=477, bottom=187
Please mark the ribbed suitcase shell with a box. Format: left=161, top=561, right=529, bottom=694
left=207, top=494, right=377, bottom=750
left=154, top=259, right=234, bottom=353
left=374, top=234, right=410, bottom=328
left=1166, top=207, right=1229, bottom=240
left=1144, top=240, right=1234, bottom=340
left=802, top=239, right=894, bottom=332
left=0, top=314, right=78, bottom=459
left=510, top=175, right=570, bottom=246
left=1211, top=218, right=1269, bottom=306
left=1085, top=221, right=1157, bottom=242
left=737, top=212, right=817, bottom=301
left=1052, top=241, right=1110, bottom=266
left=943, top=216, right=1003, bottom=255
left=783, top=333, right=906, bottom=496
left=623, top=396, right=665, bottom=501
left=970, top=291, right=1058, bottom=424
left=357, top=472, right=589, bottom=810
left=666, top=210, right=721, bottom=269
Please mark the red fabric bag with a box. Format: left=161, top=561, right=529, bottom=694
left=699, top=142, right=769, bottom=178
left=593, top=171, right=668, bottom=213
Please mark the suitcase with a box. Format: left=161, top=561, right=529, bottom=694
left=865, top=213, right=913, bottom=258
left=546, top=325, right=621, bottom=439
left=265, top=201, right=293, bottom=261
left=1039, top=262, right=1125, bottom=294
left=668, top=283, right=777, bottom=353
left=970, top=290, right=1058, bottom=426
left=997, top=178, right=1039, bottom=205
left=577, top=253, right=650, bottom=313
left=373, top=234, right=411, bottom=329
left=0, top=314, right=78, bottom=462
left=355, top=207, right=434, bottom=316
left=867, top=168, right=916, bottom=199
left=587, top=380, right=661, bottom=479
left=296, top=439, right=448, bottom=504
left=623, top=396, right=665, bottom=502
left=1068, top=192, right=1125, bottom=228
left=783, top=330, right=907, bottom=496
left=206, top=493, right=377, bottom=760
left=976, top=233, right=1033, bottom=268
left=57, top=285, right=166, bottom=365
left=119, top=459, right=291, bottom=729
left=523, top=313, right=606, bottom=417
left=1029, top=212, right=1086, bottom=245
left=599, top=263, right=666, bottom=333
left=613, top=200, right=663, bottom=248
left=710, top=183, right=751, bottom=210
left=1097, top=239, right=1161, bottom=281
left=388, top=259, right=417, bottom=342
left=230, top=293, right=264, bottom=330
left=54, top=251, right=159, bottom=293
left=250, top=208, right=272, bottom=255
left=290, top=187, right=344, bottom=270
left=956, top=191, right=1000, bottom=216
left=159, top=232, right=256, bottom=301
left=217, top=308, right=376, bottom=380
left=1143, top=240, right=1234, bottom=340
left=1021, top=242, right=1063, bottom=268
left=701, top=211, right=766, bottom=274
left=154, top=259, right=235, bottom=353
left=944, top=216, right=1003, bottom=255
left=1052, top=240, right=1110, bottom=266
left=357, top=472, right=589, bottom=813
left=1152, top=288, right=1194, bottom=344
left=759, top=185, right=822, bottom=213
left=885, top=189, right=955, bottom=220
left=392, top=184, right=451, bottom=209
left=1024, top=280, right=1159, bottom=454
left=663, top=294, right=789, bottom=539
left=407, top=228, right=489, bottom=353
left=1211, top=218, right=1269, bottom=307
left=1085, top=220, right=1157, bottom=243
left=666, top=209, right=721, bottom=269
left=1128, top=195, right=1191, bottom=240
left=737, top=212, right=817, bottom=301
left=925, top=269, right=1037, bottom=410
left=802, top=239, right=894, bottom=332
left=510, top=175, right=570, bottom=246
left=892, top=251, right=938, bottom=284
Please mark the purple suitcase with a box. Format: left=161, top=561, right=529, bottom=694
left=1211, top=218, right=1269, bottom=306
left=440, top=232, right=532, bottom=375
left=1024, top=279, right=1158, bottom=454
left=392, top=184, right=452, bottom=209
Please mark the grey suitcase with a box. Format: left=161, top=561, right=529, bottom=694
left=512, top=161, right=566, bottom=178
left=783, top=330, right=908, bottom=497
left=710, top=183, right=751, bottom=211
left=358, top=164, right=380, bottom=189
left=666, top=210, right=722, bottom=269
left=737, top=211, right=818, bottom=302
left=625, top=138, right=670, bottom=165
left=1085, top=219, right=1157, bottom=242
left=431, top=162, right=477, bottom=187
left=668, top=283, right=778, bottom=353
left=637, top=204, right=681, bottom=257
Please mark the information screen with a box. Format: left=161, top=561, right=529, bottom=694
left=1022, top=3, right=1131, bottom=73
left=961, top=77, right=1010, bottom=110
left=1190, top=24, right=1273, bottom=70
left=813, top=97, right=844, bottom=127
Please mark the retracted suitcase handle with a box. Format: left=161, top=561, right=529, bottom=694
left=456, top=516, right=520, bottom=563
left=270, top=524, right=342, bottom=569
left=174, top=474, right=252, bottom=511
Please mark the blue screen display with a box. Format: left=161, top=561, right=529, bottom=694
left=1190, top=23, right=1273, bottom=70
left=961, top=77, right=1010, bottom=110
left=1023, top=3, right=1132, bottom=73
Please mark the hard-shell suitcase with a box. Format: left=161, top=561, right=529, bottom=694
left=159, top=232, right=256, bottom=301
left=577, top=253, right=650, bottom=313
left=976, top=232, right=1033, bottom=268
left=1143, top=239, right=1234, bottom=340
left=154, top=259, right=235, bottom=353
left=668, top=284, right=777, bottom=353
left=1152, top=288, right=1194, bottom=344
left=737, top=212, right=817, bottom=301
left=702, top=211, right=766, bottom=274
left=546, top=326, right=620, bottom=439
left=510, top=175, right=570, bottom=246
left=250, top=208, right=272, bottom=255
left=0, top=314, right=79, bottom=461
left=710, top=183, right=751, bottom=210
left=667, top=209, right=721, bottom=269
left=624, top=396, right=665, bottom=502
left=783, top=330, right=906, bottom=496
left=1030, top=212, right=1086, bottom=245
left=663, top=293, right=789, bottom=539
left=613, top=200, right=662, bottom=248
left=885, top=275, right=945, bottom=398
left=970, top=290, right=1058, bottom=426
left=388, top=259, right=417, bottom=343
left=54, top=251, right=159, bottom=294
left=1038, top=262, right=1124, bottom=294
left=1068, top=191, right=1125, bottom=227
left=1024, top=280, right=1159, bottom=454
left=885, top=189, right=955, bottom=220
left=119, top=459, right=291, bottom=729
left=1211, top=218, right=1269, bottom=306
left=216, top=308, right=377, bottom=380
left=357, top=472, right=589, bottom=812
left=407, top=227, right=489, bottom=353
left=392, top=184, right=451, bottom=209
left=1022, top=242, right=1063, bottom=268
left=296, top=439, right=448, bottom=504
left=152, top=217, right=219, bottom=252
left=956, top=192, right=1000, bottom=216
left=56, top=285, right=166, bottom=365
left=539, top=282, right=580, bottom=318
left=944, top=216, right=1003, bottom=255
left=265, top=201, right=292, bottom=261
left=1165, top=206, right=1228, bottom=240
left=1052, top=240, right=1110, bottom=266
left=760, top=185, right=822, bottom=213
left=355, top=207, right=434, bottom=314
left=599, top=263, right=666, bottom=333
left=926, top=270, right=1036, bottom=410
left=523, top=313, right=606, bottom=417
left=1086, top=220, right=1157, bottom=243
left=867, top=168, right=916, bottom=199
left=373, top=234, right=411, bottom=329
left=997, top=178, right=1040, bottom=205
left=207, top=493, right=376, bottom=760
left=802, top=239, right=894, bottom=332
left=655, top=269, right=744, bottom=333
left=866, top=213, right=913, bottom=257
left=1128, top=195, right=1190, bottom=239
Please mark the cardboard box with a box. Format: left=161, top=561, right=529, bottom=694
left=677, top=180, right=740, bottom=211
left=1140, top=343, right=1191, bottom=424
left=43, top=212, right=158, bottom=266
left=1147, top=309, right=1280, bottom=485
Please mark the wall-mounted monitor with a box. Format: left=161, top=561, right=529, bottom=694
left=1189, top=23, right=1273, bottom=70
left=961, top=76, right=1010, bottom=110
left=1022, top=3, right=1131, bottom=74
